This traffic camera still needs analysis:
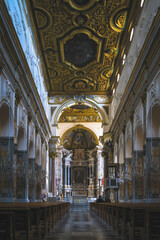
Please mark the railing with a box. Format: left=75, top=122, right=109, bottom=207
left=104, top=178, right=119, bottom=189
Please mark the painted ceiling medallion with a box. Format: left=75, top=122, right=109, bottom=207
left=64, top=0, right=99, bottom=11
left=64, top=33, right=97, bottom=68
left=58, top=29, right=103, bottom=70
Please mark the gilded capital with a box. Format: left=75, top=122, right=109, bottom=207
left=49, top=152, right=57, bottom=159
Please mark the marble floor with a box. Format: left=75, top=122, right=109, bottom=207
left=45, top=204, right=125, bottom=240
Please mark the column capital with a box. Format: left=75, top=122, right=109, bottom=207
left=15, top=88, right=22, bottom=106
left=49, top=152, right=57, bottom=159
left=130, top=109, right=134, bottom=123
left=28, top=111, right=32, bottom=122
left=140, top=89, right=147, bottom=105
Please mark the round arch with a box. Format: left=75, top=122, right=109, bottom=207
left=147, top=102, right=160, bottom=138
left=134, top=124, right=144, bottom=151
left=0, top=102, right=14, bottom=137
left=125, top=138, right=132, bottom=158
left=52, top=98, right=108, bottom=126
left=17, top=126, right=27, bottom=151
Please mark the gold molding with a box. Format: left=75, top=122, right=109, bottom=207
left=64, top=0, right=99, bottom=11
left=110, top=7, right=128, bottom=33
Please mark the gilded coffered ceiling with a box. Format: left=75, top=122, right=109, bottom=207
left=28, top=0, right=131, bottom=96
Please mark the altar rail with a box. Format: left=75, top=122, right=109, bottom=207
left=90, top=202, right=160, bottom=240
left=0, top=202, right=70, bottom=240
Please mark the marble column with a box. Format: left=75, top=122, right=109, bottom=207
left=94, top=150, right=98, bottom=197
left=35, top=163, right=42, bottom=201
left=49, top=153, right=56, bottom=196
left=62, top=155, right=65, bottom=196
left=65, top=166, right=67, bottom=185
left=68, top=166, right=70, bottom=186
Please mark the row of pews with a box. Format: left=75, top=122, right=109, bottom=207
left=0, top=201, right=70, bottom=240
left=90, top=202, right=160, bottom=240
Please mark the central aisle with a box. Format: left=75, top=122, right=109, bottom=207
left=45, top=205, right=125, bottom=240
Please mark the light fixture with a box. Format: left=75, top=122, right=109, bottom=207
left=130, top=27, right=134, bottom=41
left=113, top=88, right=115, bottom=95
left=140, top=0, right=144, bottom=7
left=117, top=73, right=120, bottom=82
left=122, top=54, right=126, bottom=65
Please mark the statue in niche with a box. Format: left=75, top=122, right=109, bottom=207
left=65, top=151, right=73, bottom=161
left=86, top=149, right=94, bottom=161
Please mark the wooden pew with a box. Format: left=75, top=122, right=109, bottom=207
left=90, top=202, right=160, bottom=240
left=0, top=212, right=15, bottom=240
left=0, top=202, right=70, bottom=240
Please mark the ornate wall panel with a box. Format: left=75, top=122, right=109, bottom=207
left=0, top=138, right=14, bottom=199
left=16, top=151, right=27, bottom=199
left=28, top=158, right=36, bottom=201
left=147, top=138, right=160, bottom=198
left=125, top=158, right=133, bottom=200
left=119, top=164, right=125, bottom=200
left=35, top=164, right=42, bottom=200
left=133, top=151, right=145, bottom=199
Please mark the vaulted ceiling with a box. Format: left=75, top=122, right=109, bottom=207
left=28, top=0, right=131, bottom=97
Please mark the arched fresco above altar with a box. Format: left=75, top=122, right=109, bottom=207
left=61, top=126, right=98, bottom=150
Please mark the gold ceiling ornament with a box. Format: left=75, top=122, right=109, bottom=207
left=64, top=78, right=96, bottom=92
left=64, top=0, right=99, bottom=11
left=28, top=0, right=131, bottom=95
left=110, top=7, right=128, bottom=32
left=72, top=14, right=89, bottom=26
left=34, top=8, right=52, bottom=30
left=101, top=68, right=114, bottom=79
